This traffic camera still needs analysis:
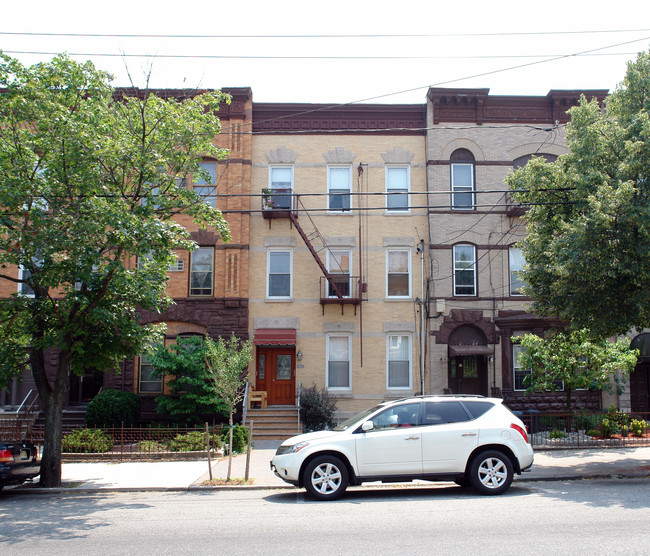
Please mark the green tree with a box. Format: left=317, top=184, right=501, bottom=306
left=507, top=50, right=650, bottom=339
left=0, top=53, right=230, bottom=486
left=148, top=336, right=228, bottom=424
left=204, top=334, right=253, bottom=480
left=515, top=329, right=638, bottom=414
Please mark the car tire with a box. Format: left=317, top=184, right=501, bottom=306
left=302, top=455, right=349, bottom=501
left=469, top=450, right=514, bottom=495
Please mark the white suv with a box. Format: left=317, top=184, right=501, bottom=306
left=271, top=395, right=533, bottom=500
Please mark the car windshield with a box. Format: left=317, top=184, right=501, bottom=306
left=333, top=404, right=383, bottom=431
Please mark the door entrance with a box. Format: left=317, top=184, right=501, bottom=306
left=255, top=347, right=296, bottom=405
left=448, top=356, right=487, bottom=396
left=630, top=362, right=650, bottom=413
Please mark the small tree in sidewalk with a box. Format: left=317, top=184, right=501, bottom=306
left=204, top=334, right=253, bottom=480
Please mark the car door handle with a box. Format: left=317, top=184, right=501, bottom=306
left=461, top=433, right=477, bottom=437
left=405, top=436, right=420, bottom=441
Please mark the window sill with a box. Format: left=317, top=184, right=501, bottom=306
left=265, top=297, right=294, bottom=302
left=384, top=297, right=413, bottom=302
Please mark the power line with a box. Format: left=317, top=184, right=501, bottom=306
left=1, top=29, right=649, bottom=39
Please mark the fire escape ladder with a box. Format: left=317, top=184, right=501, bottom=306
left=289, top=202, right=344, bottom=299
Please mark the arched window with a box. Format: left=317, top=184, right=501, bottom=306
left=513, top=153, right=557, bottom=169
left=631, top=333, right=650, bottom=360
left=450, top=149, right=475, bottom=210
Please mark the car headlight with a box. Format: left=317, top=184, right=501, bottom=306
left=276, top=441, right=310, bottom=455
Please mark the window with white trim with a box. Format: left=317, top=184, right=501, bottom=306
left=513, top=343, right=531, bottom=391
left=386, top=249, right=410, bottom=297
left=453, top=244, right=476, bottom=296
left=193, top=162, right=217, bottom=208
left=509, top=246, right=526, bottom=296
left=269, top=166, right=293, bottom=210
left=327, top=250, right=351, bottom=298
left=385, top=166, right=410, bottom=212
left=387, top=335, right=411, bottom=389
left=328, top=166, right=351, bottom=211
left=18, top=265, right=35, bottom=297
left=450, top=149, right=475, bottom=210
left=267, top=250, right=292, bottom=298
left=189, top=247, right=214, bottom=296
left=327, top=335, right=351, bottom=389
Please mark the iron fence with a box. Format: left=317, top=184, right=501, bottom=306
left=519, top=411, right=650, bottom=449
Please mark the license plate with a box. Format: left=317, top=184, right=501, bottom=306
left=20, top=449, right=29, bottom=461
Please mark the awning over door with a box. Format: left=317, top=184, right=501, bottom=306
left=448, top=345, right=493, bottom=357
left=253, top=328, right=296, bottom=346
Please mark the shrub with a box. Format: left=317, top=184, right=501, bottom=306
left=599, top=418, right=619, bottom=438
left=221, top=424, right=249, bottom=454
left=549, top=429, right=566, bottom=439
left=85, top=389, right=141, bottom=427
left=300, top=384, right=338, bottom=432
left=62, top=428, right=113, bottom=453
left=630, top=419, right=647, bottom=437
left=586, top=429, right=601, bottom=437
left=168, top=431, right=222, bottom=452
left=137, top=440, right=167, bottom=453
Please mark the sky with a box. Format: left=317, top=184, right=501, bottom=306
left=2, top=0, right=649, bottom=105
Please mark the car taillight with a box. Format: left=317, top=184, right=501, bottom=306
left=510, top=423, right=529, bottom=443
left=0, top=449, right=15, bottom=463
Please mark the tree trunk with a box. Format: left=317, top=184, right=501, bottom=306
left=30, top=342, right=71, bottom=488
left=227, top=412, right=233, bottom=481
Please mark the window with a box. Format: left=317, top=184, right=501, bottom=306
left=189, top=247, right=214, bottom=296
left=450, top=149, right=475, bottom=210
left=269, top=166, right=293, bottom=210
left=18, top=265, right=34, bottom=297
left=267, top=250, right=292, bottom=298
left=193, top=162, right=217, bottom=207
left=513, top=344, right=531, bottom=391
left=386, top=166, right=409, bottom=212
left=387, top=335, right=411, bottom=389
left=386, top=249, right=410, bottom=297
left=509, top=246, right=526, bottom=296
left=328, top=166, right=351, bottom=211
left=453, top=244, right=476, bottom=296
left=139, top=353, right=162, bottom=393
left=372, top=402, right=420, bottom=430
left=424, top=402, right=471, bottom=424
left=327, top=335, right=351, bottom=389
left=327, top=250, right=351, bottom=297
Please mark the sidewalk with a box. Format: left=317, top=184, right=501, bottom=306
left=7, top=443, right=650, bottom=493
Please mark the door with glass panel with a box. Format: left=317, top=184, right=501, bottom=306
left=257, top=347, right=295, bottom=405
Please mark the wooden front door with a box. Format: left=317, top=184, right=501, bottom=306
left=630, top=362, right=650, bottom=413
left=256, top=347, right=295, bottom=405
left=449, top=356, right=487, bottom=396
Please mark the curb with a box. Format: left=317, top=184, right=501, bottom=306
left=5, top=472, right=649, bottom=495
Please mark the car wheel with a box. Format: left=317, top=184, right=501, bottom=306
left=302, top=455, right=349, bottom=501
left=469, top=450, right=514, bottom=495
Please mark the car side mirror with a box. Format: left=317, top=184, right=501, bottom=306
left=361, top=420, right=374, bottom=432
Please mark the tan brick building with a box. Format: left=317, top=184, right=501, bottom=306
left=249, top=103, right=428, bottom=419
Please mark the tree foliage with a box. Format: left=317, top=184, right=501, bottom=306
left=515, top=329, right=638, bottom=412
left=0, top=52, right=230, bottom=486
left=148, top=336, right=228, bottom=424
left=204, top=334, right=253, bottom=479
left=507, top=50, right=650, bottom=338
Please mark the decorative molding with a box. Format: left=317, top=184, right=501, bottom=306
left=253, top=103, right=425, bottom=134
left=323, top=147, right=356, bottom=164
left=265, top=146, right=299, bottom=164
left=264, top=237, right=296, bottom=247
left=254, top=317, right=299, bottom=330
left=432, top=309, right=497, bottom=344
left=383, top=237, right=414, bottom=247
left=382, top=148, right=415, bottom=164
left=323, top=322, right=355, bottom=333
left=383, top=322, right=416, bottom=333
left=324, top=236, right=356, bottom=247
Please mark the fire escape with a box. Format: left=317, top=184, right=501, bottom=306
left=262, top=187, right=367, bottom=314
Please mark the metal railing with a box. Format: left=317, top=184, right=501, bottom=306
left=519, top=411, right=650, bottom=449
